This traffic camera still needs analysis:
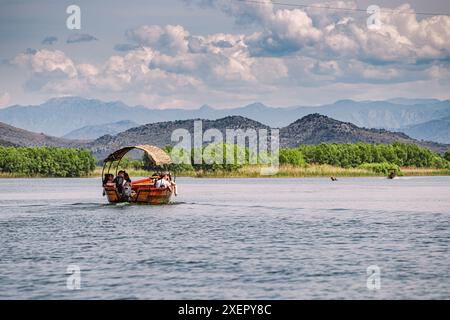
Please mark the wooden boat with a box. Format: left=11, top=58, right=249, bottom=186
left=102, top=145, right=174, bottom=204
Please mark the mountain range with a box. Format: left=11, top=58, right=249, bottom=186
left=0, top=121, right=86, bottom=148
left=402, top=116, right=450, bottom=144
left=87, top=114, right=448, bottom=160
left=1, top=96, right=449, bottom=143
left=2, top=114, right=447, bottom=160
left=63, top=120, right=139, bottom=140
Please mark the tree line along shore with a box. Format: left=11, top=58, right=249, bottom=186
left=1, top=143, right=449, bottom=178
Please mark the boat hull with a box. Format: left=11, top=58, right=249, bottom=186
left=104, top=185, right=172, bottom=204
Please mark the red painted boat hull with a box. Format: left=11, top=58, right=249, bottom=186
left=103, top=185, right=172, bottom=204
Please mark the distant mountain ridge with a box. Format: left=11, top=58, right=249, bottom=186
left=0, top=97, right=153, bottom=137
left=1, top=97, right=450, bottom=142
left=88, top=114, right=448, bottom=160
left=88, top=116, right=270, bottom=160
left=0, top=121, right=87, bottom=148
left=2, top=113, right=447, bottom=159
left=402, top=116, right=450, bottom=144
left=281, top=114, right=426, bottom=146
left=63, top=120, right=139, bottom=140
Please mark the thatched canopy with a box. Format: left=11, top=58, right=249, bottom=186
left=103, top=145, right=172, bottom=166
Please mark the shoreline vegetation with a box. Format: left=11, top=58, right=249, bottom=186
left=97, top=165, right=450, bottom=178
left=1, top=143, right=449, bottom=178
left=1, top=165, right=450, bottom=178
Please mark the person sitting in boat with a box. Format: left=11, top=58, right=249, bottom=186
left=124, top=171, right=131, bottom=184
left=154, top=174, right=166, bottom=188
left=113, top=170, right=126, bottom=196
left=122, top=171, right=136, bottom=201
left=163, top=173, right=177, bottom=192
left=155, top=172, right=176, bottom=192
left=102, top=173, right=115, bottom=196
left=103, top=173, right=114, bottom=187
left=151, top=172, right=160, bottom=184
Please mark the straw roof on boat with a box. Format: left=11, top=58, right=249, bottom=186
left=103, top=145, right=172, bottom=166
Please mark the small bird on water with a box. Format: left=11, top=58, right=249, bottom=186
left=330, top=176, right=338, bottom=181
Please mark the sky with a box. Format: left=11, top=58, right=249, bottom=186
left=0, top=0, right=449, bottom=108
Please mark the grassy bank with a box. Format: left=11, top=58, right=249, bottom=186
left=2, top=165, right=450, bottom=179
left=401, top=167, right=450, bottom=176
left=77, top=165, right=450, bottom=178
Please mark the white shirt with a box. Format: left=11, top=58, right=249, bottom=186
left=155, top=178, right=170, bottom=188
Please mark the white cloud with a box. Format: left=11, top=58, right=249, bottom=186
left=247, top=8, right=322, bottom=56
left=125, top=25, right=190, bottom=54
left=186, top=1, right=450, bottom=64
left=13, top=49, right=77, bottom=78
left=9, top=1, right=450, bottom=107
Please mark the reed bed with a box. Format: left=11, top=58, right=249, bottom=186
left=3, top=165, right=449, bottom=178
left=84, top=165, right=449, bottom=178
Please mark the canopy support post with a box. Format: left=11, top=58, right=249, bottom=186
left=115, top=158, right=122, bottom=177
left=101, top=162, right=106, bottom=186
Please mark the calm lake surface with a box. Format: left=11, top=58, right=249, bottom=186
left=0, top=177, right=449, bottom=299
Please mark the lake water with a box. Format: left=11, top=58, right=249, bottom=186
left=0, top=177, right=449, bottom=299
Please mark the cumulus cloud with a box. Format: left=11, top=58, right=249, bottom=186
left=185, top=0, right=450, bottom=64
left=11, top=47, right=202, bottom=102
left=66, top=33, right=98, bottom=44
left=9, top=1, right=450, bottom=106
left=12, top=49, right=79, bottom=92
left=247, top=8, right=322, bottom=56
left=13, top=49, right=77, bottom=78
left=147, top=35, right=256, bottom=86
left=41, top=36, right=58, bottom=45
left=125, top=25, right=190, bottom=55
